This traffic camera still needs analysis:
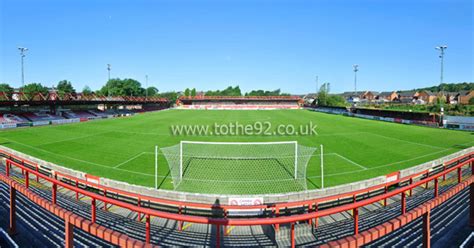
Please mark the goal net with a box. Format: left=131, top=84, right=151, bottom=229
left=160, top=141, right=316, bottom=194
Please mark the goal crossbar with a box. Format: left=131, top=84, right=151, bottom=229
left=180, top=141, right=297, bottom=145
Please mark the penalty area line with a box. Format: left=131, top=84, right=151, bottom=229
left=113, top=152, right=145, bottom=168
left=333, top=153, right=368, bottom=170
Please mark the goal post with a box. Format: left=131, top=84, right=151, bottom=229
left=161, top=140, right=316, bottom=194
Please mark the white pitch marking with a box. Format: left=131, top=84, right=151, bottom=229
left=333, top=153, right=367, bottom=170
left=114, top=152, right=145, bottom=168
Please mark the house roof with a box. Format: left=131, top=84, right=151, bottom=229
left=398, top=91, right=417, bottom=97
left=304, top=93, right=318, bottom=98
left=422, top=90, right=436, bottom=96
left=458, top=90, right=474, bottom=96
left=341, top=91, right=367, bottom=97
left=378, top=91, right=396, bottom=97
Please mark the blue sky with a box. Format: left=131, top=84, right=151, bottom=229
left=0, top=0, right=472, bottom=94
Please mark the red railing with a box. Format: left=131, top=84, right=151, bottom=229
left=1, top=149, right=473, bottom=247
left=3, top=149, right=471, bottom=213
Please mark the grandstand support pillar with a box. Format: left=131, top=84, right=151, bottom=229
left=52, top=183, right=57, bottom=205
left=145, top=214, right=151, bottom=244
left=401, top=191, right=406, bottom=215
left=91, top=198, right=96, bottom=223
left=178, top=206, right=183, bottom=231
left=216, top=224, right=221, bottom=248
left=458, top=167, right=462, bottom=183
left=65, top=219, right=74, bottom=248
left=443, top=165, right=446, bottom=181
left=383, top=186, right=387, bottom=206
left=290, top=222, right=295, bottom=248
left=308, top=204, right=312, bottom=226
left=25, top=171, right=29, bottom=188
left=470, top=183, right=474, bottom=227
left=353, top=207, right=359, bottom=235
left=223, top=210, right=228, bottom=235
left=9, top=185, right=16, bottom=235
left=434, top=178, right=439, bottom=198
left=137, top=198, right=141, bottom=221
left=75, top=181, right=79, bottom=201
left=274, top=207, right=280, bottom=231
left=103, top=190, right=108, bottom=211
left=409, top=178, right=413, bottom=196
left=423, top=210, right=431, bottom=248
left=36, top=166, right=39, bottom=182
left=471, top=161, right=474, bottom=175
left=5, top=160, right=9, bottom=176
left=314, top=204, right=319, bottom=228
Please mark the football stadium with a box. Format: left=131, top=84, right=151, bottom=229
left=1, top=1, right=474, bottom=247
left=0, top=93, right=473, bottom=247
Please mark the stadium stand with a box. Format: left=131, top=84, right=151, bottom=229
left=0, top=113, right=29, bottom=124
left=0, top=149, right=472, bottom=247
left=61, top=110, right=100, bottom=120
left=0, top=91, right=170, bottom=129
left=22, top=112, right=65, bottom=122
left=178, top=96, right=303, bottom=110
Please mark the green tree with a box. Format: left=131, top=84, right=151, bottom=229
left=100, top=78, right=145, bottom=97
left=0, top=83, right=14, bottom=97
left=469, top=97, right=474, bottom=105
left=206, top=86, right=242, bottom=96
left=317, top=83, right=330, bottom=106
left=21, top=83, right=49, bottom=99
left=184, top=88, right=191, bottom=97
left=145, top=87, right=159, bottom=96
left=82, top=85, right=92, bottom=95
left=326, top=95, right=346, bottom=107
left=159, top=91, right=178, bottom=102
left=191, top=88, right=197, bottom=97
left=246, top=88, right=290, bottom=96
left=57, top=80, right=76, bottom=96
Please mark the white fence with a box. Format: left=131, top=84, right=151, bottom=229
left=51, top=118, right=80, bottom=125
left=0, top=123, right=17, bottom=129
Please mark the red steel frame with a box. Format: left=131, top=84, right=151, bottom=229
left=1, top=149, right=473, bottom=247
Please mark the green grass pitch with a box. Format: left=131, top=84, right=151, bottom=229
left=0, top=109, right=472, bottom=194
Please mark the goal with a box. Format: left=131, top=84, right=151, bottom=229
left=160, top=141, right=316, bottom=194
